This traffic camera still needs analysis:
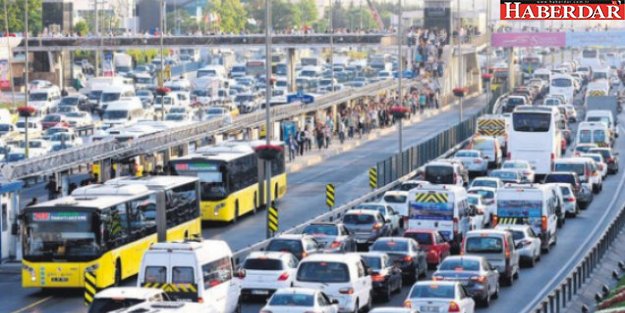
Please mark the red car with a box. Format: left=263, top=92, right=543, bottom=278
left=41, top=114, right=69, bottom=130
left=404, top=229, right=450, bottom=269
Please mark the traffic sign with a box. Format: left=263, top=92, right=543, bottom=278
left=287, top=92, right=315, bottom=104
left=369, top=167, right=378, bottom=189
left=326, top=184, right=335, bottom=208
left=268, top=205, right=279, bottom=233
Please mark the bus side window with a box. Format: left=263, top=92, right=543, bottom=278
left=105, top=204, right=130, bottom=247
left=128, top=195, right=157, bottom=238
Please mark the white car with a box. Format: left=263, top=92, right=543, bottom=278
left=404, top=281, right=475, bottom=313
left=14, top=139, right=50, bottom=157
left=564, top=105, right=578, bottom=122
left=379, top=190, right=409, bottom=226
left=240, top=251, right=300, bottom=300
left=49, top=132, right=83, bottom=146
left=469, top=177, right=504, bottom=190
left=580, top=153, right=608, bottom=178
left=453, top=149, right=488, bottom=175
left=354, top=202, right=401, bottom=234
left=260, top=288, right=339, bottom=313
left=502, top=160, right=535, bottom=183
left=467, top=187, right=496, bottom=224
left=64, top=111, right=92, bottom=127
left=88, top=287, right=170, bottom=313
left=495, top=224, right=542, bottom=268
left=466, top=194, right=488, bottom=229
left=552, top=183, right=578, bottom=217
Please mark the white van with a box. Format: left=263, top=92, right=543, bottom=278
left=585, top=110, right=618, bottom=138
left=102, top=98, right=145, bottom=129
left=576, top=121, right=611, bottom=147
left=407, top=184, right=470, bottom=253
left=99, top=85, right=136, bottom=111
left=494, top=184, right=558, bottom=252
left=197, top=65, right=226, bottom=79
left=115, top=302, right=218, bottom=313
left=294, top=253, right=372, bottom=313
left=28, top=86, right=61, bottom=112
left=138, top=240, right=240, bottom=313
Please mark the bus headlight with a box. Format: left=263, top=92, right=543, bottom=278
left=23, top=264, right=35, bottom=281
left=214, top=203, right=225, bottom=215
left=85, top=264, right=99, bottom=273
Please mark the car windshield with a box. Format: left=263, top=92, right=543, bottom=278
left=137, top=90, right=152, bottom=97
left=383, top=194, right=407, bottom=203
left=576, top=145, right=596, bottom=153
left=65, top=112, right=84, bottom=118
left=7, top=153, right=25, bottom=162
left=510, top=230, right=525, bottom=241
left=103, top=110, right=128, bottom=120
left=409, top=284, right=456, bottom=299
left=29, top=93, right=48, bottom=101
left=43, top=115, right=60, bottom=122
left=296, top=261, right=350, bottom=283
left=503, top=162, right=527, bottom=169
left=266, top=239, right=303, bottom=255
left=343, top=214, right=375, bottom=225
left=165, top=114, right=185, bottom=121
left=439, top=259, right=480, bottom=271
left=101, top=93, right=120, bottom=102
left=455, top=151, right=479, bottom=157
left=87, top=298, right=144, bottom=313
left=60, top=98, right=78, bottom=106
left=244, top=258, right=284, bottom=270
left=552, top=78, right=572, bottom=87
left=471, top=180, right=497, bottom=188
left=467, top=196, right=479, bottom=205
left=361, top=256, right=382, bottom=270
left=589, top=149, right=611, bottom=159
left=545, top=174, right=575, bottom=183
left=490, top=171, right=517, bottom=180
left=206, top=108, right=226, bottom=115
left=302, top=224, right=338, bottom=236
left=371, top=240, right=409, bottom=252
left=0, top=124, right=11, bottom=132
left=269, top=294, right=315, bottom=306
left=404, top=232, right=433, bottom=245
left=465, top=237, right=503, bottom=253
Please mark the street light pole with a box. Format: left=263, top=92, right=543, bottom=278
left=24, top=0, right=30, bottom=159
left=160, top=0, right=165, bottom=110
left=457, top=0, right=463, bottom=122
left=95, top=0, right=100, bottom=77
left=4, top=0, right=14, bottom=109
left=329, top=0, right=334, bottom=91
left=264, top=0, right=273, bottom=239
left=397, top=0, right=403, bottom=161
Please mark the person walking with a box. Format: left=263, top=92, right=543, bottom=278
left=288, top=134, right=297, bottom=161
left=338, top=118, right=346, bottom=144
left=296, top=129, right=305, bottom=156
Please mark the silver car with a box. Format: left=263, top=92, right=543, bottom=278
left=454, top=149, right=488, bottom=175
left=495, top=224, right=541, bottom=268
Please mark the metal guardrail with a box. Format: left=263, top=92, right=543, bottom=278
left=0, top=79, right=413, bottom=180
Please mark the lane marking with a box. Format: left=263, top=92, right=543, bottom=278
left=10, top=296, right=52, bottom=313
left=521, top=117, right=625, bottom=312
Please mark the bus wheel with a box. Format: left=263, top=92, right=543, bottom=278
left=114, top=260, right=122, bottom=287
left=232, top=201, right=239, bottom=223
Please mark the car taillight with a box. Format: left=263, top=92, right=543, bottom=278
left=551, top=153, right=555, bottom=161
left=372, top=223, right=383, bottom=230
left=471, top=276, right=487, bottom=283
left=504, top=238, right=510, bottom=258
left=432, top=275, right=444, bottom=281
left=403, top=256, right=413, bottom=262
left=371, top=274, right=385, bottom=282
left=403, top=300, right=412, bottom=308
left=492, top=215, right=498, bottom=227
left=565, top=197, right=575, bottom=203
left=474, top=159, right=482, bottom=164
left=278, top=272, right=289, bottom=281
left=329, top=241, right=341, bottom=249
left=453, top=217, right=459, bottom=235
left=542, top=216, right=548, bottom=232
left=449, top=301, right=461, bottom=312
left=198, top=297, right=204, bottom=303
left=339, top=287, right=354, bottom=294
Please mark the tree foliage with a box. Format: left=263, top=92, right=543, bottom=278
left=0, top=0, right=42, bottom=35
left=74, top=20, right=89, bottom=36
left=214, top=0, right=248, bottom=33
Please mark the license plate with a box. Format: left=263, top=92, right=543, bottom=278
left=357, top=239, right=368, bottom=244
left=251, top=290, right=269, bottom=295
left=420, top=306, right=440, bottom=313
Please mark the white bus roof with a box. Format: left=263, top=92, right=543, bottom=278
left=28, top=194, right=147, bottom=210
left=105, top=176, right=199, bottom=189
left=71, top=184, right=152, bottom=197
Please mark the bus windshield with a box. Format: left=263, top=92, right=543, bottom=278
left=23, top=210, right=100, bottom=261
left=172, top=161, right=227, bottom=201
left=551, top=78, right=572, bottom=87
left=513, top=113, right=551, bottom=132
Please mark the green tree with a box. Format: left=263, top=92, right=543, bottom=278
left=82, top=11, right=120, bottom=34
left=166, top=9, right=200, bottom=34
left=214, top=0, right=247, bottom=33
left=74, top=20, right=89, bottom=36
left=0, top=0, right=42, bottom=35
left=299, top=0, right=318, bottom=27
left=272, top=0, right=301, bottom=31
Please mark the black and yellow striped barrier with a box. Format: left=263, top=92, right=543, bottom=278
left=142, top=282, right=198, bottom=293
left=326, top=184, right=335, bottom=208
left=498, top=217, right=528, bottom=225
left=478, top=119, right=506, bottom=136
left=84, top=271, right=97, bottom=306
left=369, top=168, right=377, bottom=189
left=414, top=192, right=448, bottom=203
left=268, top=205, right=279, bottom=233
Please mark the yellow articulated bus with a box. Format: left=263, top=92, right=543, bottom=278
left=21, top=176, right=201, bottom=289
left=169, top=141, right=287, bottom=222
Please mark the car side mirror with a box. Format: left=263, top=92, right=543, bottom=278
left=235, top=268, right=246, bottom=279
left=331, top=299, right=340, bottom=305
left=385, top=218, right=391, bottom=223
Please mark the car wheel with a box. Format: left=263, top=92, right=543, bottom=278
left=383, top=285, right=392, bottom=302
left=502, top=273, right=513, bottom=287
left=493, top=282, right=500, bottom=299
left=395, top=276, right=403, bottom=293
left=353, top=300, right=359, bottom=313
left=542, top=241, right=550, bottom=254
left=481, top=290, right=491, bottom=308
left=528, top=255, right=536, bottom=268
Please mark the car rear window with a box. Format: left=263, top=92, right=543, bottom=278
left=409, top=284, right=455, bottom=299
left=465, top=237, right=503, bottom=253
left=144, top=266, right=167, bottom=283
left=267, top=239, right=303, bottom=254
left=172, top=266, right=194, bottom=284
left=559, top=187, right=571, bottom=195
left=303, top=224, right=339, bottom=236
left=554, top=163, right=585, bottom=176
left=545, top=174, right=575, bottom=184
left=383, top=194, right=407, bottom=203
left=269, top=294, right=315, bottom=306
left=510, top=231, right=524, bottom=241
left=343, top=214, right=375, bottom=224
left=361, top=256, right=382, bottom=270
left=439, top=259, right=480, bottom=271
left=405, top=232, right=433, bottom=245
left=244, top=258, right=284, bottom=270
left=589, top=149, right=611, bottom=159
left=471, top=180, right=496, bottom=188
left=296, top=261, right=350, bottom=283
left=371, top=240, right=409, bottom=252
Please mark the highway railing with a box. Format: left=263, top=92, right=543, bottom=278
left=230, top=91, right=499, bottom=265
left=0, top=79, right=416, bottom=181
left=526, top=202, right=625, bottom=313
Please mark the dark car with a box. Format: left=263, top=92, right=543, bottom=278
left=360, top=252, right=403, bottom=302
left=432, top=256, right=500, bottom=307
left=40, top=114, right=69, bottom=130
left=370, top=237, right=427, bottom=282
left=265, top=234, right=322, bottom=260
left=589, top=147, right=619, bottom=174
left=301, top=222, right=356, bottom=253
left=342, top=209, right=393, bottom=248
left=60, top=95, right=90, bottom=111
left=544, top=171, right=592, bottom=209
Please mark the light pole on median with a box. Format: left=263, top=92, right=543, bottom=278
left=397, top=0, right=403, bottom=168
left=329, top=0, right=335, bottom=92
left=24, top=0, right=30, bottom=159
left=457, top=0, right=463, bottom=123
left=159, top=0, right=165, bottom=121
left=264, top=0, right=273, bottom=239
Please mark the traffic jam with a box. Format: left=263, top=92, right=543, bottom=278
left=21, top=47, right=623, bottom=313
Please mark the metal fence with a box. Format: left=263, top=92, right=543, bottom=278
left=375, top=89, right=504, bottom=187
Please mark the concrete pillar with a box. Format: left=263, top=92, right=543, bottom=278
left=287, top=48, right=297, bottom=93
left=331, top=104, right=338, bottom=128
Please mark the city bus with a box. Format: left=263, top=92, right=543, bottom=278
left=21, top=179, right=201, bottom=289
left=507, top=107, right=562, bottom=178
left=246, top=60, right=266, bottom=77
left=549, top=74, right=575, bottom=104
left=169, top=141, right=287, bottom=222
